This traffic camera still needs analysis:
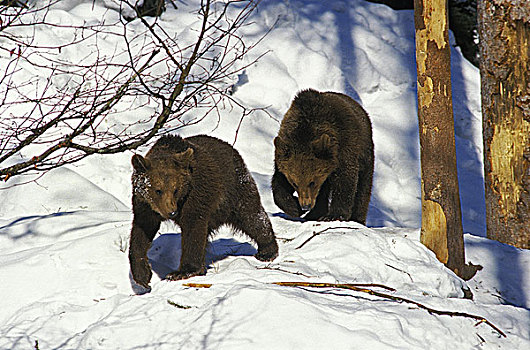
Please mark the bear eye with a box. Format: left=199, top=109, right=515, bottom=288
left=309, top=181, right=315, bottom=189
left=173, top=189, right=178, bottom=196
left=155, top=189, right=163, bottom=196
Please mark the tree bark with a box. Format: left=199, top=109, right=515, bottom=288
left=478, top=0, right=530, bottom=249
left=414, top=0, right=478, bottom=279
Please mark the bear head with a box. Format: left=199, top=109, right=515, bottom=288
left=275, top=133, right=338, bottom=212
left=132, top=148, right=194, bottom=220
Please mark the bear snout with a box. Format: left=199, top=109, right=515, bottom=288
left=301, top=204, right=312, bottom=212
left=298, top=194, right=315, bottom=212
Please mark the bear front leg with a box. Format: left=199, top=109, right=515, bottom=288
left=129, top=200, right=161, bottom=289
left=165, top=217, right=209, bottom=281
left=350, top=167, right=373, bottom=224
left=322, top=172, right=357, bottom=221
left=272, top=167, right=302, bottom=217
left=233, top=204, right=279, bottom=262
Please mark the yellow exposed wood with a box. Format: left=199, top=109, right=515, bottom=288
left=421, top=199, right=448, bottom=264
left=426, top=0, right=448, bottom=50
left=489, top=122, right=529, bottom=219
left=419, top=76, right=435, bottom=108
left=415, top=0, right=448, bottom=108
left=421, top=181, right=449, bottom=264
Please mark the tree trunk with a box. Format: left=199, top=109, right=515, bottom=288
left=414, top=0, right=478, bottom=280
left=478, top=1, right=530, bottom=249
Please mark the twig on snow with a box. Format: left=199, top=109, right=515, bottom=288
left=385, top=263, right=414, bottom=283
left=183, top=283, right=212, bottom=288
left=167, top=299, right=193, bottom=309
left=273, top=282, right=506, bottom=338
left=273, top=281, right=397, bottom=292
left=181, top=281, right=506, bottom=337
left=296, top=226, right=359, bottom=249
left=256, top=265, right=318, bottom=278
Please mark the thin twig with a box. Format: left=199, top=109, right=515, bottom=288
left=167, top=299, right=193, bottom=309
left=296, top=226, right=359, bottom=249
left=385, top=263, right=414, bottom=283
left=273, top=281, right=396, bottom=292
left=183, top=283, right=212, bottom=288
left=256, top=265, right=315, bottom=278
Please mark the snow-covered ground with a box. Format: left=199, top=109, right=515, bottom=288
left=1, top=1, right=529, bottom=349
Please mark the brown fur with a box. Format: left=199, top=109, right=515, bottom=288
left=129, top=135, right=278, bottom=289
left=272, top=89, right=374, bottom=223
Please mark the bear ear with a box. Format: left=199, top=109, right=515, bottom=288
left=274, top=136, right=290, bottom=158
left=132, top=154, right=150, bottom=172
left=312, top=133, right=338, bottom=159
left=173, top=147, right=194, bottom=168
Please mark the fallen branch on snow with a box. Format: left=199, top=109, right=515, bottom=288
left=182, top=282, right=506, bottom=338
left=296, top=226, right=359, bottom=249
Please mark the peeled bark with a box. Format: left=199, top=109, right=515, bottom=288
left=479, top=0, right=530, bottom=249
left=414, top=0, right=478, bottom=279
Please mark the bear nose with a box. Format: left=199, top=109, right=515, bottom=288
left=301, top=204, right=311, bottom=212
left=168, top=210, right=178, bottom=219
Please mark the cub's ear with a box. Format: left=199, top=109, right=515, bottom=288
left=274, top=136, right=290, bottom=158
left=132, top=154, right=150, bottom=172
left=174, top=147, right=194, bottom=168
left=312, top=133, right=338, bottom=159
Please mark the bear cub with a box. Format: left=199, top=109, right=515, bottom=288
left=130, top=135, right=278, bottom=289
left=272, top=89, right=374, bottom=224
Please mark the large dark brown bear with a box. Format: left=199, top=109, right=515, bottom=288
left=129, top=135, right=278, bottom=289
left=272, top=89, right=374, bottom=224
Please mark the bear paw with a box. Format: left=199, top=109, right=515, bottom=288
left=255, top=241, right=279, bottom=262
left=130, top=257, right=152, bottom=289
left=319, top=214, right=348, bottom=221
left=165, top=267, right=206, bottom=281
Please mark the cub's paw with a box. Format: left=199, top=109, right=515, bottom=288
left=165, top=267, right=206, bottom=281
left=130, top=257, right=152, bottom=289
left=256, top=241, right=279, bottom=262
left=319, top=214, right=347, bottom=222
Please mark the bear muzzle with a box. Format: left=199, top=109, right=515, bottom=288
left=298, top=194, right=315, bottom=212
left=300, top=204, right=312, bottom=212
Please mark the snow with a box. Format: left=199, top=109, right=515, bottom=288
left=1, top=0, right=529, bottom=349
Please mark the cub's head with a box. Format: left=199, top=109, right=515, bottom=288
left=274, top=133, right=338, bottom=213
left=132, top=148, right=194, bottom=220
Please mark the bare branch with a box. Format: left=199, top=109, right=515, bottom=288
left=0, top=1, right=268, bottom=182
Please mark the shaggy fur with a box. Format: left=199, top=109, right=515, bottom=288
left=129, top=135, right=278, bottom=289
left=272, top=89, right=374, bottom=223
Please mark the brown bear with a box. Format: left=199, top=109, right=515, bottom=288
left=129, top=134, right=278, bottom=289
left=272, top=89, right=374, bottom=224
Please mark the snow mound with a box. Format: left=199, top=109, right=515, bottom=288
left=0, top=167, right=128, bottom=218
left=1, top=212, right=528, bottom=349
left=270, top=219, right=467, bottom=298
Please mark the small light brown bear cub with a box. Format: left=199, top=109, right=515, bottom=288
left=272, top=89, right=374, bottom=223
left=130, top=135, right=278, bottom=289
